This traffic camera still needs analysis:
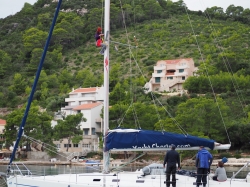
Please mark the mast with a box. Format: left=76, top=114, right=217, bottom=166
left=103, top=0, right=110, bottom=173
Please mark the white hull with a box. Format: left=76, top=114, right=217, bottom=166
left=7, top=170, right=250, bottom=187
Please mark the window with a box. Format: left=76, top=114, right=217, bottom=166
left=64, top=144, right=71, bottom=148
left=179, top=69, right=184, bottom=73
left=73, top=144, right=79, bottom=148
left=182, top=76, right=185, bottom=80
left=157, top=70, right=162, bottom=73
left=167, top=77, right=173, bottom=80
left=92, top=128, right=96, bottom=135
left=56, top=144, right=60, bottom=148
left=84, top=129, right=89, bottom=135
left=155, top=77, right=161, bottom=83
left=82, top=144, right=89, bottom=148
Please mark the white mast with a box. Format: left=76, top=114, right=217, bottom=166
left=103, top=0, right=110, bottom=174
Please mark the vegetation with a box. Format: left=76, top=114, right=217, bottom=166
left=1, top=0, right=250, bottom=151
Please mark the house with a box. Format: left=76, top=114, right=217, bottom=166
left=53, top=87, right=104, bottom=153
left=145, top=58, right=197, bottom=92
left=0, top=119, right=6, bottom=149
left=61, top=87, right=104, bottom=116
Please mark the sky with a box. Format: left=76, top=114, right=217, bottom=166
left=0, top=0, right=250, bottom=19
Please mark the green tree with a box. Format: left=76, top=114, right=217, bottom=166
left=144, top=0, right=162, bottom=19
left=23, top=28, right=47, bottom=52
left=4, top=103, right=53, bottom=151
left=175, top=97, right=230, bottom=142
left=53, top=113, right=86, bottom=152
left=109, top=82, right=127, bottom=105
left=8, top=73, right=27, bottom=95
left=0, top=50, right=11, bottom=78
left=21, top=2, right=35, bottom=16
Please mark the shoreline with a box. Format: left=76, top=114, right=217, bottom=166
left=0, top=158, right=249, bottom=167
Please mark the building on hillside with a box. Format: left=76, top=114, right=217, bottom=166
left=0, top=119, right=6, bottom=149
left=53, top=87, right=104, bottom=154
left=61, top=87, right=104, bottom=116
left=145, top=58, right=197, bottom=92
left=54, top=102, right=103, bottom=153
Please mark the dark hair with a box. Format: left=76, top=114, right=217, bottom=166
left=171, top=144, right=176, bottom=150
left=218, top=161, right=224, bottom=167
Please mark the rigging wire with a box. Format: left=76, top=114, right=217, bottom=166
left=22, top=134, right=104, bottom=172
left=116, top=0, right=188, bottom=135
left=23, top=134, right=68, bottom=159
left=117, top=0, right=164, bottom=131
left=117, top=0, right=141, bottom=130
left=183, top=4, right=231, bottom=144
left=101, top=0, right=104, bottom=29
left=200, top=0, right=247, bottom=118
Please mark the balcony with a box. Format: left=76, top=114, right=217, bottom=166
left=95, top=128, right=102, bottom=133
left=65, top=96, right=96, bottom=102
left=175, top=72, right=188, bottom=76
left=154, top=66, right=166, bottom=71
left=176, top=65, right=190, bottom=69
left=152, top=80, right=161, bottom=84
left=152, top=72, right=165, bottom=77
left=166, top=72, right=174, bottom=76
left=83, top=135, right=93, bottom=139
left=95, top=118, right=102, bottom=123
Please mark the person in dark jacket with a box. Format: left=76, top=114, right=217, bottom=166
left=95, top=27, right=107, bottom=55
left=195, top=146, right=213, bottom=187
left=163, top=144, right=180, bottom=187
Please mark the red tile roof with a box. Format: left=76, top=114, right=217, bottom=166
left=159, top=58, right=193, bottom=65
left=0, top=119, right=6, bottom=126
left=73, top=103, right=102, bottom=111
left=70, top=87, right=100, bottom=94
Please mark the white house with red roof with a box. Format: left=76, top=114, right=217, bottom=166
left=61, top=86, right=104, bottom=116
left=145, top=58, right=197, bottom=92
left=0, top=119, right=6, bottom=148
left=54, top=87, right=104, bottom=153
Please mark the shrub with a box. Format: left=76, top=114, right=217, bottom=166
left=190, top=93, right=197, bottom=98
left=64, top=57, right=69, bottom=62
left=234, top=154, right=241, bottom=159
left=218, top=153, right=232, bottom=159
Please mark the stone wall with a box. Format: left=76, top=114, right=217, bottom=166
left=27, top=152, right=51, bottom=161
left=27, top=151, right=76, bottom=161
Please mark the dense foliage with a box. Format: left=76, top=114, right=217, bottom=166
left=1, top=0, right=250, bottom=150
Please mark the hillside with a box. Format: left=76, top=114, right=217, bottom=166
left=0, top=0, right=250, bottom=150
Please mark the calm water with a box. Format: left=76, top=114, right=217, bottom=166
left=0, top=164, right=249, bottom=187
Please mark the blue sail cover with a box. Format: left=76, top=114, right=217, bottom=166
left=106, top=129, right=215, bottom=151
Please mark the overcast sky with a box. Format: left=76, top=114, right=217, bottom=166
left=0, top=0, right=250, bottom=19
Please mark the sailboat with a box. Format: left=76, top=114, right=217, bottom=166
left=5, top=0, right=250, bottom=187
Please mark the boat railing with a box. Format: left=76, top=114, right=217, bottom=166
left=12, top=162, right=32, bottom=176
left=230, top=161, right=250, bottom=182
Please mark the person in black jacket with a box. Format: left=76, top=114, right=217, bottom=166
left=163, top=144, right=180, bottom=187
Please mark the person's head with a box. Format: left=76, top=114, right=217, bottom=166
left=97, top=27, right=102, bottom=32
left=171, top=144, right=176, bottom=150
left=199, top=146, right=204, bottom=150
left=218, top=161, right=224, bottom=168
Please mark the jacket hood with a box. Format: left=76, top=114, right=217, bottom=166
left=200, top=149, right=209, bottom=154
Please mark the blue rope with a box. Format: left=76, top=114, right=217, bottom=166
left=8, top=0, right=63, bottom=169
